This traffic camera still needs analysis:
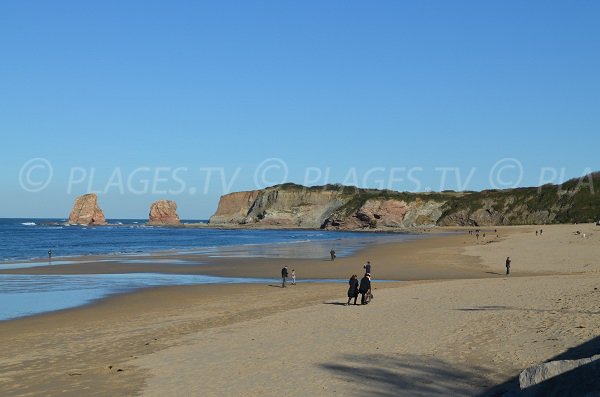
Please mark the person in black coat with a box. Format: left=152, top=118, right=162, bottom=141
left=347, top=274, right=359, bottom=305
left=359, top=273, right=371, bottom=305
left=281, top=266, right=289, bottom=288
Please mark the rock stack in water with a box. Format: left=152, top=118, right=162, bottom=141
left=68, top=193, right=107, bottom=225
left=148, top=200, right=181, bottom=226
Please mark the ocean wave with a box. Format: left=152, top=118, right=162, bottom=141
left=20, top=222, right=36, bottom=226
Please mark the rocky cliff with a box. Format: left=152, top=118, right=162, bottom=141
left=209, top=173, right=600, bottom=229
left=148, top=200, right=181, bottom=226
left=323, top=197, right=446, bottom=229
left=68, top=193, right=107, bottom=225
left=210, top=185, right=349, bottom=228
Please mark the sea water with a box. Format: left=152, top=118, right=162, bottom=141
left=0, top=218, right=416, bottom=320
left=0, top=218, right=417, bottom=261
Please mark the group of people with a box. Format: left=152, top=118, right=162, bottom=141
left=469, top=229, right=499, bottom=240
left=347, top=261, right=373, bottom=305
left=280, top=266, right=296, bottom=287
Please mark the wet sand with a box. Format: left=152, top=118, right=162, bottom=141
left=1, top=223, right=599, bottom=396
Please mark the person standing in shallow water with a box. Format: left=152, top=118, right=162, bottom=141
left=330, top=249, right=336, bottom=261
left=291, top=269, right=296, bottom=285
left=505, top=257, right=511, bottom=276
left=48, top=249, right=52, bottom=260
left=281, top=266, right=289, bottom=288
left=347, top=274, right=359, bottom=305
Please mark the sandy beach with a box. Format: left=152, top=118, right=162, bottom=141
left=1, top=223, right=599, bottom=396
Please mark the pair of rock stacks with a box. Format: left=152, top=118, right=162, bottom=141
left=67, top=193, right=181, bottom=226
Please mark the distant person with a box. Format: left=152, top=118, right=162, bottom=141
left=540, top=229, right=543, bottom=236
left=291, top=269, right=296, bottom=285
left=347, top=274, right=359, bottom=305
left=359, top=273, right=372, bottom=305
left=281, top=266, right=289, bottom=288
left=536, top=230, right=538, bottom=236
left=476, top=233, right=479, bottom=240
left=483, top=233, right=486, bottom=239
left=505, top=257, right=511, bottom=276
left=363, top=261, right=371, bottom=274
left=330, top=249, right=336, bottom=261
left=48, top=249, right=52, bottom=260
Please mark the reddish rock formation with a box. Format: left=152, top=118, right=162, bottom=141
left=68, top=193, right=107, bottom=225
left=325, top=198, right=444, bottom=229
left=148, top=200, right=181, bottom=226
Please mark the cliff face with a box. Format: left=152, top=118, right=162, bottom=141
left=209, top=184, right=447, bottom=229
left=68, top=193, right=107, bottom=225
left=209, top=173, right=600, bottom=229
left=210, top=190, right=261, bottom=224
left=323, top=198, right=445, bottom=229
left=148, top=200, right=181, bottom=226
left=209, top=185, right=349, bottom=227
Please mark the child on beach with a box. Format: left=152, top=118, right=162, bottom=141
left=291, top=269, right=296, bottom=285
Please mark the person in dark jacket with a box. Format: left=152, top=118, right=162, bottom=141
left=281, top=266, right=289, bottom=288
left=505, top=257, right=511, bottom=276
left=347, top=274, right=359, bottom=305
left=363, top=261, right=371, bottom=275
left=359, top=273, right=371, bottom=305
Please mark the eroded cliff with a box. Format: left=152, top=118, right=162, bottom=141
left=209, top=173, right=600, bottom=230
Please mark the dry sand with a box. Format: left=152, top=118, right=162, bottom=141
left=1, top=223, right=599, bottom=396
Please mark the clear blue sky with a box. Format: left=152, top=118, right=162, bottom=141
left=1, top=1, right=599, bottom=219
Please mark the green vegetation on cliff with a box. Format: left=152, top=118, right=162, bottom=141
left=271, top=172, right=600, bottom=226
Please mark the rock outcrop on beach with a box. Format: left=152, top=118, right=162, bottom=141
left=148, top=200, right=181, bottom=226
left=209, top=172, right=600, bottom=229
left=68, top=193, right=107, bottom=225
left=518, top=354, right=600, bottom=396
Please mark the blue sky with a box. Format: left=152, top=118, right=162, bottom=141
left=1, top=1, right=599, bottom=218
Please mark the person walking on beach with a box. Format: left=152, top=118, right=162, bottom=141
left=291, top=269, right=296, bottom=285
left=347, top=274, right=359, bottom=305
left=359, top=273, right=371, bottom=305
left=330, top=249, right=336, bottom=261
left=281, top=266, right=289, bottom=288
left=363, top=261, right=371, bottom=274
left=505, top=257, right=511, bottom=276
